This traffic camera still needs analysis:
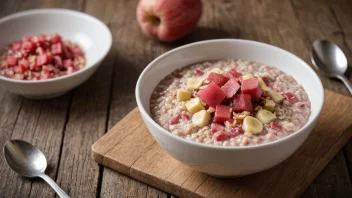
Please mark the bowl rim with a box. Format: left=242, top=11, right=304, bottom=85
left=136, top=39, right=324, bottom=150
left=0, top=8, right=112, bottom=84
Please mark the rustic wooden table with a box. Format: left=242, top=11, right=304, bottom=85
left=1, top=0, right=352, bottom=197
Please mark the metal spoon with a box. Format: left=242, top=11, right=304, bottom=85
left=311, top=40, right=352, bottom=94
left=3, top=140, right=70, bottom=198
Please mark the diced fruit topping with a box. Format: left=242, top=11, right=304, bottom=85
left=211, top=123, right=225, bottom=133
left=241, top=78, right=263, bottom=102
left=242, top=73, right=254, bottom=81
left=225, top=69, right=242, bottom=80
left=5, top=56, right=17, bottom=66
left=192, top=110, right=211, bottom=127
left=242, top=116, right=263, bottom=134
left=186, top=78, right=203, bottom=90
left=233, top=94, right=253, bottom=112
left=169, top=115, right=180, bottom=125
left=197, top=82, right=226, bottom=108
left=214, top=105, right=232, bottom=124
left=209, top=68, right=223, bottom=74
left=257, top=76, right=270, bottom=91
left=186, top=98, right=205, bottom=113
left=228, top=127, right=244, bottom=137
left=0, top=34, right=85, bottom=80
left=266, top=90, right=284, bottom=103
left=264, top=99, right=275, bottom=112
left=51, top=43, right=62, bottom=55
left=36, top=54, right=51, bottom=66
left=213, top=131, right=230, bottom=141
left=207, top=72, right=229, bottom=87
left=177, top=89, right=191, bottom=101
left=194, top=69, right=204, bottom=76
left=283, top=92, right=299, bottom=104
left=255, top=108, right=276, bottom=124
left=270, top=121, right=282, bottom=131
left=221, top=78, right=240, bottom=98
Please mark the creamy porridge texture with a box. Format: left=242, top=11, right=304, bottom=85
left=150, top=59, right=311, bottom=146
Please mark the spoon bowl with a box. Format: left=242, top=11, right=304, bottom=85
left=311, top=40, right=352, bottom=94
left=3, top=139, right=70, bottom=198
left=4, top=140, right=47, bottom=177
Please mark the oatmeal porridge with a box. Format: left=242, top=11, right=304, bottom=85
left=150, top=59, right=311, bottom=146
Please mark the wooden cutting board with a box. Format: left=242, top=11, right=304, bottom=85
left=92, top=90, right=352, bottom=198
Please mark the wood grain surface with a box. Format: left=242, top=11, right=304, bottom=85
left=92, top=90, right=352, bottom=198
left=0, top=0, right=352, bottom=197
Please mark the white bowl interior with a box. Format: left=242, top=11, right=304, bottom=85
left=138, top=39, right=324, bottom=140
left=0, top=9, right=111, bottom=69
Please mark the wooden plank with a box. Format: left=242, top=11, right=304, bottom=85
left=0, top=1, right=83, bottom=197
left=92, top=90, right=352, bottom=198
left=98, top=0, right=168, bottom=197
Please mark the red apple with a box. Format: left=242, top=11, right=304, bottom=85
left=136, top=0, right=202, bottom=42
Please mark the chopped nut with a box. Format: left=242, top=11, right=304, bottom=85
left=207, top=107, right=215, bottom=113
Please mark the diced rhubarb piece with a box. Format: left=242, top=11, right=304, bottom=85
left=36, top=54, right=52, bottom=66
left=232, top=94, right=253, bottom=112
left=62, top=44, right=73, bottom=59
left=211, top=123, right=225, bottom=133
left=21, top=41, right=36, bottom=53
left=34, top=35, right=47, bottom=47
left=181, top=113, right=190, bottom=121
left=53, top=56, right=63, bottom=66
left=51, top=43, right=62, bottom=55
left=6, top=56, right=17, bottom=66
left=241, top=78, right=263, bottom=102
left=225, top=69, right=242, bottom=80
left=214, top=105, right=232, bottom=124
left=63, top=59, right=73, bottom=68
left=42, top=64, right=55, bottom=72
left=50, top=34, right=62, bottom=44
left=12, top=41, right=22, bottom=51
left=18, top=60, right=29, bottom=72
left=197, top=82, right=226, bottom=108
left=213, top=131, right=230, bottom=141
left=228, top=127, right=244, bottom=137
left=221, top=78, right=240, bottom=98
left=73, top=47, right=83, bottom=57
left=207, top=72, right=229, bottom=87
left=169, top=115, right=180, bottom=125
left=283, top=92, right=299, bottom=104
left=194, top=69, right=204, bottom=76
left=270, top=121, right=282, bottom=131
left=36, top=47, right=45, bottom=55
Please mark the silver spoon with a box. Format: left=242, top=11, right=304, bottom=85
left=311, top=40, right=352, bottom=94
left=3, top=140, right=70, bottom=198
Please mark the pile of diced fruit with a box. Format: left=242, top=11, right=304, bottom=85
left=0, top=34, right=85, bottom=80
left=174, top=68, right=293, bottom=141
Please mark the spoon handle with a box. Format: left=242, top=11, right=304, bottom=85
left=38, top=173, right=70, bottom=198
left=337, top=75, right=352, bottom=94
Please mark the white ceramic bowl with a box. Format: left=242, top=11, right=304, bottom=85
left=0, top=9, right=112, bottom=99
left=136, top=39, right=324, bottom=177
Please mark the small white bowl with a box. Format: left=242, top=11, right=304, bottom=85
left=136, top=39, right=324, bottom=177
left=0, top=9, right=112, bottom=99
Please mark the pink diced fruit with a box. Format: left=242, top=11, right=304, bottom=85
left=232, top=94, right=253, bottom=112
left=213, top=131, right=230, bottom=141
left=221, top=78, right=240, bottom=98
left=228, top=127, right=244, bottom=137
left=225, top=69, right=242, bottom=82
left=197, top=82, right=226, bottom=108
left=207, top=72, right=229, bottom=87
left=241, top=78, right=263, bottom=102
left=284, top=92, right=299, bottom=104
left=270, top=121, right=281, bottom=131
left=169, top=115, right=180, bottom=125
left=214, top=105, right=232, bottom=124
left=5, top=56, right=17, bottom=66
left=211, top=123, right=225, bottom=133
left=36, top=54, right=51, bottom=66
left=51, top=43, right=62, bottom=55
